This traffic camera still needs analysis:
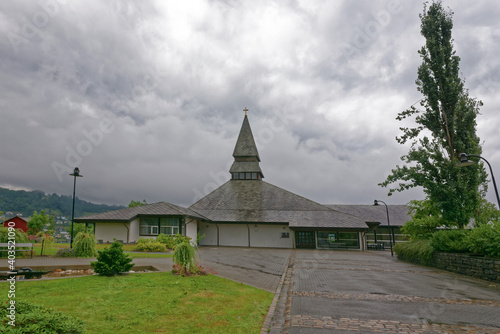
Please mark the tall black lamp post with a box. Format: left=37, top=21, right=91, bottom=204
left=70, top=167, right=83, bottom=248
left=457, top=153, right=500, bottom=210
left=374, top=200, right=393, bottom=257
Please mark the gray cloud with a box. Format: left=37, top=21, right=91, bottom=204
left=1, top=0, right=499, bottom=208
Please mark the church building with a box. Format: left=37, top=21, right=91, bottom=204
left=75, top=111, right=409, bottom=250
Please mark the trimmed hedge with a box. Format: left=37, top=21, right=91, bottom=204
left=394, top=240, right=435, bottom=265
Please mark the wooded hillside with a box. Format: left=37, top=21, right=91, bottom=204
left=0, top=187, right=125, bottom=218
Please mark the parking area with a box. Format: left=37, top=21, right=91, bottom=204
left=269, top=250, right=500, bottom=334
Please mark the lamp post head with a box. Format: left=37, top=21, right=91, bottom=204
left=70, top=167, right=83, bottom=177
left=373, top=200, right=379, bottom=206
left=456, top=153, right=475, bottom=167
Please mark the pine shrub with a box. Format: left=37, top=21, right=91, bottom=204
left=91, top=240, right=134, bottom=276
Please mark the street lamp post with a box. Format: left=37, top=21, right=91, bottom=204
left=70, top=167, right=83, bottom=248
left=457, top=153, right=500, bottom=209
left=374, top=200, right=393, bottom=257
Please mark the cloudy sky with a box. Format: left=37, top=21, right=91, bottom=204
left=1, top=0, right=500, bottom=208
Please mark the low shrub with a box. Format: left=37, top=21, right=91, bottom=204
left=156, top=234, right=176, bottom=249
left=394, top=239, right=435, bottom=266
left=73, top=232, right=97, bottom=257
left=156, top=234, right=192, bottom=250
left=56, top=247, right=76, bottom=257
left=0, top=227, right=29, bottom=258
left=465, top=222, right=500, bottom=257
left=0, top=300, right=86, bottom=333
left=91, top=240, right=134, bottom=276
left=429, top=229, right=469, bottom=253
left=135, top=240, right=167, bottom=252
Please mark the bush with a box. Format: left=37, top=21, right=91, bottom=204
left=56, top=247, right=76, bottom=257
left=91, top=240, right=134, bottom=276
left=172, top=241, right=206, bottom=276
left=394, top=239, right=435, bottom=266
left=465, top=222, right=500, bottom=257
left=73, top=232, right=97, bottom=257
left=0, top=227, right=29, bottom=258
left=155, top=234, right=192, bottom=250
left=135, top=240, right=167, bottom=252
left=429, top=229, right=469, bottom=253
left=156, top=234, right=176, bottom=249
left=0, top=300, right=86, bottom=333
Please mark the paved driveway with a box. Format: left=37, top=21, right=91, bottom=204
left=268, top=250, right=500, bottom=334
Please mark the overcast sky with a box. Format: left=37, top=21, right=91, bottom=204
left=1, top=0, right=500, bottom=208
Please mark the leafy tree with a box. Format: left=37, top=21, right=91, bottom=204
left=380, top=1, right=487, bottom=228
left=473, top=198, right=500, bottom=226
left=28, top=210, right=55, bottom=235
left=128, top=199, right=147, bottom=207
left=402, top=199, right=446, bottom=240
left=65, top=223, right=93, bottom=239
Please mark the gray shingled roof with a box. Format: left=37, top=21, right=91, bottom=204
left=232, top=115, right=260, bottom=160
left=189, top=180, right=370, bottom=230
left=229, top=161, right=264, bottom=174
left=74, top=201, right=207, bottom=223
left=325, top=205, right=411, bottom=227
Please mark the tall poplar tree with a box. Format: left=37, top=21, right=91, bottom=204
left=380, top=1, right=487, bottom=228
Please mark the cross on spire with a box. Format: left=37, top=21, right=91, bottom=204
left=244, top=107, right=248, bottom=116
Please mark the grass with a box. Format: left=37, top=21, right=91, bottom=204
left=30, top=243, right=172, bottom=258
left=1, top=272, right=272, bottom=333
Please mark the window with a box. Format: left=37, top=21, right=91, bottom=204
left=160, top=218, right=179, bottom=235
left=140, top=217, right=181, bottom=236
left=140, top=218, right=159, bottom=235
left=281, top=232, right=289, bottom=238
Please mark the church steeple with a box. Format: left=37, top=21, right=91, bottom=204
left=229, top=109, right=264, bottom=180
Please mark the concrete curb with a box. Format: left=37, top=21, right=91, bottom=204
left=261, top=250, right=295, bottom=334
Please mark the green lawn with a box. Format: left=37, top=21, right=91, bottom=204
left=2, top=272, right=272, bottom=333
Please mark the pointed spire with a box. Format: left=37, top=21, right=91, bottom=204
left=232, top=113, right=260, bottom=161
left=229, top=110, right=264, bottom=179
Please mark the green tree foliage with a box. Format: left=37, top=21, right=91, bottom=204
left=128, top=199, right=147, bottom=207
left=429, top=229, right=469, bottom=253
left=465, top=221, right=500, bottom=257
left=65, top=223, right=94, bottom=240
left=402, top=199, right=447, bottom=240
left=28, top=210, right=55, bottom=235
left=73, top=232, right=97, bottom=257
left=0, top=227, right=28, bottom=258
left=379, top=2, right=487, bottom=228
left=91, top=240, right=134, bottom=276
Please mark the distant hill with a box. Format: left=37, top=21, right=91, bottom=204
left=0, top=187, right=125, bottom=218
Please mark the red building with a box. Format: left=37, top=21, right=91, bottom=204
left=3, top=216, right=29, bottom=233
